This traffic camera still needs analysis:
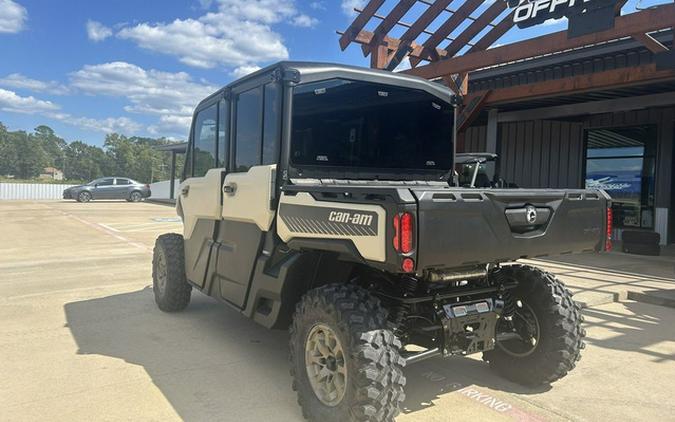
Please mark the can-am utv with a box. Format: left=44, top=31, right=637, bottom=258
left=152, top=62, right=610, bottom=422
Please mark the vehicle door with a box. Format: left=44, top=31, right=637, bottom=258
left=178, top=99, right=225, bottom=287
left=214, top=81, right=280, bottom=308
left=92, top=177, right=115, bottom=199
left=113, top=178, right=132, bottom=199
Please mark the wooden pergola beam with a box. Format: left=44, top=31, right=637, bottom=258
left=444, top=0, right=508, bottom=58
left=362, top=0, right=416, bottom=57
left=409, top=0, right=485, bottom=67
left=385, top=0, right=454, bottom=71
left=339, top=0, right=385, bottom=50
left=467, top=10, right=516, bottom=54
left=343, top=28, right=449, bottom=62
left=632, top=32, right=669, bottom=54
left=406, top=3, right=675, bottom=80
left=481, top=63, right=675, bottom=105
left=457, top=91, right=492, bottom=132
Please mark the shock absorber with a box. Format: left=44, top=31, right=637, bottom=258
left=390, top=276, right=418, bottom=339
left=491, top=268, right=515, bottom=319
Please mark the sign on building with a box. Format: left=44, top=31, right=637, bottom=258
left=505, top=0, right=620, bottom=37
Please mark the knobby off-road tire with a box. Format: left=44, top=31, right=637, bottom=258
left=290, top=284, right=406, bottom=422
left=152, top=233, right=191, bottom=312
left=483, top=264, right=586, bottom=386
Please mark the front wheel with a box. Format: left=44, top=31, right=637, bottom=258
left=129, top=191, right=143, bottom=202
left=152, top=233, right=191, bottom=312
left=290, top=284, right=406, bottom=422
left=483, top=264, right=585, bottom=386
left=77, top=191, right=91, bottom=202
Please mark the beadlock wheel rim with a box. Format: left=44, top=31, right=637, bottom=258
left=156, top=251, right=167, bottom=295
left=305, top=324, right=348, bottom=407
left=497, top=301, right=541, bottom=357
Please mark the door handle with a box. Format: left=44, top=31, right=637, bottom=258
left=181, top=185, right=190, bottom=196
left=223, top=183, right=236, bottom=195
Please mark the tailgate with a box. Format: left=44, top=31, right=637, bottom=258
left=411, top=188, right=608, bottom=270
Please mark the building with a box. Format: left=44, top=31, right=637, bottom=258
left=339, top=0, right=674, bottom=246
left=39, top=167, right=64, bottom=181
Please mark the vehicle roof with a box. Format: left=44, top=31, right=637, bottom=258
left=455, top=153, right=498, bottom=164
left=92, top=176, right=139, bottom=181
left=196, top=61, right=456, bottom=109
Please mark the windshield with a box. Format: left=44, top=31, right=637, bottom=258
left=290, top=79, right=454, bottom=176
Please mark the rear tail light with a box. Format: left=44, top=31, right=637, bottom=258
left=401, top=257, right=415, bottom=273
left=392, top=212, right=414, bottom=253
left=393, top=214, right=400, bottom=252
left=400, top=212, right=413, bottom=253
left=605, top=206, right=613, bottom=251
left=393, top=212, right=415, bottom=272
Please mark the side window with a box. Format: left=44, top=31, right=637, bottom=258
left=183, top=141, right=192, bottom=180
left=193, top=104, right=218, bottom=177
left=116, top=178, right=131, bottom=185
left=235, top=87, right=262, bottom=172
left=262, top=83, right=280, bottom=165
left=98, top=178, right=114, bottom=186
left=218, top=99, right=229, bottom=168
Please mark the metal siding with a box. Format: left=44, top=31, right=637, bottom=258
left=0, top=183, right=76, bottom=200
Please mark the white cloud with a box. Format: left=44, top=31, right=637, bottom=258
left=0, top=73, right=69, bottom=95
left=0, top=88, right=141, bottom=134
left=231, top=65, right=262, bottom=79
left=70, top=61, right=217, bottom=136
left=341, top=0, right=366, bottom=16
left=310, top=2, right=325, bottom=10
left=292, top=14, right=319, bottom=28
left=216, top=0, right=296, bottom=24
left=115, top=0, right=316, bottom=71
left=47, top=112, right=143, bottom=134
left=0, top=0, right=27, bottom=33
left=0, top=88, right=59, bottom=113
left=86, top=20, right=112, bottom=42
left=147, top=115, right=192, bottom=136
left=542, top=16, right=568, bottom=26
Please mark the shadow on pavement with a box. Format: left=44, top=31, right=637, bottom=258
left=65, top=287, right=589, bottom=420
left=582, top=301, right=675, bottom=363
left=65, top=287, right=300, bottom=421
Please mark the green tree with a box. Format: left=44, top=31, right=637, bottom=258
left=1, top=121, right=185, bottom=183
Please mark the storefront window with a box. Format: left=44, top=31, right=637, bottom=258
left=585, top=125, right=656, bottom=229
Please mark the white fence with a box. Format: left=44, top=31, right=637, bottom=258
left=0, top=183, right=76, bottom=200
left=149, top=179, right=180, bottom=199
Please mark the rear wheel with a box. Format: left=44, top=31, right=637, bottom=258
left=77, top=191, right=91, bottom=202
left=483, top=264, right=585, bottom=386
left=290, top=284, right=406, bottom=422
left=152, top=233, right=191, bottom=312
left=129, top=191, right=143, bottom=202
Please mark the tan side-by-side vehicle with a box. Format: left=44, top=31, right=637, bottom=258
left=152, top=62, right=611, bottom=422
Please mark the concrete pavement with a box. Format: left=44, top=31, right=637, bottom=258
left=1, top=200, right=674, bottom=421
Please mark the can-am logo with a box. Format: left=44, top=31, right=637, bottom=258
left=507, top=0, right=595, bottom=28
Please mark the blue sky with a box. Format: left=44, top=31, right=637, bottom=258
left=0, top=0, right=658, bottom=145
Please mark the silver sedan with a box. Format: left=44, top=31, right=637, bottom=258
left=63, top=177, right=152, bottom=202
